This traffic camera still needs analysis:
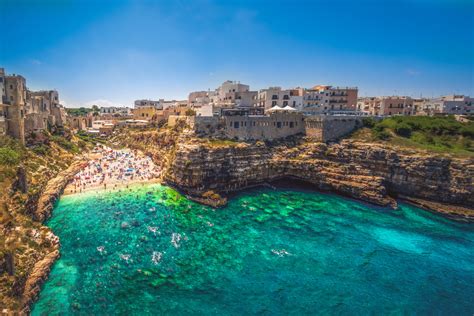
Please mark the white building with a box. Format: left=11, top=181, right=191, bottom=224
left=420, top=95, right=473, bottom=115
left=209, top=81, right=256, bottom=107
left=257, top=87, right=304, bottom=111
left=302, top=85, right=358, bottom=114
left=100, top=106, right=131, bottom=116
left=134, top=99, right=162, bottom=109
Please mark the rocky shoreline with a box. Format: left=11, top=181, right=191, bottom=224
left=20, top=158, right=87, bottom=314
left=164, top=139, right=474, bottom=222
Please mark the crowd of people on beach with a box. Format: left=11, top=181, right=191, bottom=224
left=67, top=145, right=160, bottom=194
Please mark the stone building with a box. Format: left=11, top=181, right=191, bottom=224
left=302, top=85, right=358, bottom=114
left=67, top=116, right=90, bottom=131
left=357, top=96, right=415, bottom=116
left=1, top=68, right=26, bottom=144
left=25, top=90, right=67, bottom=134
left=100, top=106, right=131, bottom=116
left=1, top=68, right=69, bottom=142
left=0, top=105, right=6, bottom=136
left=224, top=110, right=305, bottom=141
left=132, top=106, right=159, bottom=121
left=134, top=99, right=162, bottom=109
left=257, top=87, right=303, bottom=110
left=256, top=85, right=357, bottom=114
left=305, top=115, right=363, bottom=142
left=188, top=91, right=210, bottom=106
left=418, top=95, right=473, bottom=115
left=207, top=81, right=257, bottom=111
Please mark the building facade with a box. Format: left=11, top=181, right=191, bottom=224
left=302, top=85, right=358, bottom=114
left=25, top=90, right=67, bottom=134
left=134, top=99, right=162, bottom=109
left=357, top=96, right=415, bottom=116
left=419, top=95, right=473, bottom=115
left=100, top=106, right=131, bottom=116
left=1, top=69, right=26, bottom=143
left=257, top=87, right=294, bottom=110
left=208, top=81, right=257, bottom=108
left=305, top=115, right=363, bottom=142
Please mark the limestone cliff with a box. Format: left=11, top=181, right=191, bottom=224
left=0, top=134, right=91, bottom=314
left=165, top=140, right=473, bottom=221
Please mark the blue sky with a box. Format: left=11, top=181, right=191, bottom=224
left=1, top=0, right=473, bottom=107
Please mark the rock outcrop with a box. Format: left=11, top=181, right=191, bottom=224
left=21, top=235, right=60, bottom=314
left=165, top=140, right=474, bottom=220
left=33, top=159, right=87, bottom=222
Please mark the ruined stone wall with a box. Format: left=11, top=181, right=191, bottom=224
left=189, top=116, right=221, bottom=135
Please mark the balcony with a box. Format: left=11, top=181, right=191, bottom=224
left=329, top=99, right=347, bottom=104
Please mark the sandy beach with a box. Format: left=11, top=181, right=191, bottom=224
left=63, top=145, right=161, bottom=195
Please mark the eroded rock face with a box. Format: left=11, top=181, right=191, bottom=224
left=165, top=140, right=473, bottom=215
left=33, top=160, right=88, bottom=222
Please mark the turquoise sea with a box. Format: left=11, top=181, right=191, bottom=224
left=32, top=183, right=474, bottom=315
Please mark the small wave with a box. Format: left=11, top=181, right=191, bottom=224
left=147, top=226, right=159, bottom=236
left=120, top=254, right=131, bottom=262
left=171, top=233, right=182, bottom=248
left=271, top=249, right=291, bottom=257
left=151, top=251, right=163, bottom=265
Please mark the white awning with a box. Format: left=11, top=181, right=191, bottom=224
left=267, top=105, right=283, bottom=112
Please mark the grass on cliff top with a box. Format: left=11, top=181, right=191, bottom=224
left=202, top=139, right=241, bottom=147
left=350, top=116, right=474, bottom=157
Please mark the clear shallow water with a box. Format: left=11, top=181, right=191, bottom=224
left=33, top=184, right=474, bottom=315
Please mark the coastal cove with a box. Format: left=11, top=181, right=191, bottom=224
left=32, top=183, right=474, bottom=315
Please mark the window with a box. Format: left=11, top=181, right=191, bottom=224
left=283, top=101, right=288, bottom=106
left=272, top=95, right=278, bottom=100
left=277, top=122, right=282, bottom=128
left=234, top=122, right=239, bottom=128
left=10, top=85, right=13, bottom=89
left=272, top=101, right=277, bottom=106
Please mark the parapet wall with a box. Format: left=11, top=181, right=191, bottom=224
left=305, top=115, right=363, bottom=142
left=224, top=112, right=305, bottom=140
left=174, top=113, right=363, bottom=142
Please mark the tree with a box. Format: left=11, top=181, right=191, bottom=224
left=185, top=109, right=196, bottom=116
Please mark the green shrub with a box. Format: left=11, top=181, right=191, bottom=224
left=362, top=117, right=376, bottom=128
left=51, top=135, right=79, bottom=153
left=0, top=148, right=21, bottom=166
left=373, top=124, right=385, bottom=133
left=32, top=144, right=49, bottom=156
left=374, top=130, right=391, bottom=140
left=460, top=125, right=474, bottom=138
left=395, top=123, right=412, bottom=138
